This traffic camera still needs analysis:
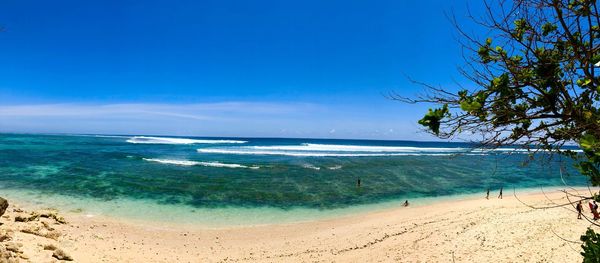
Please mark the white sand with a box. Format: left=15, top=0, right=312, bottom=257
left=0, top=188, right=596, bottom=262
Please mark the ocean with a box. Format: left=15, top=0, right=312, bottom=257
left=0, top=133, right=588, bottom=226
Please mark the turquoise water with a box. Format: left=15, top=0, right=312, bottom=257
left=0, top=133, right=588, bottom=225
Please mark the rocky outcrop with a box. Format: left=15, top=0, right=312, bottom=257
left=0, top=242, right=23, bottom=263
left=13, top=214, right=36, bottom=223
left=0, top=198, right=7, bottom=217
left=0, top=230, right=12, bottom=243
left=42, top=244, right=57, bottom=251
left=52, top=248, right=73, bottom=261
left=20, top=223, right=61, bottom=240
left=0, top=243, right=16, bottom=263
left=14, top=210, right=67, bottom=225
left=3, top=243, right=22, bottom=254
left=0, top=200, right=74, bottom=262
left=38, top=210, right=67, bottom=224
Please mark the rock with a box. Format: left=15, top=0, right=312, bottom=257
left=0, top=244, right=18, bottom=263
left=13, top=216, right=27, bottom=223
left=20, top=224, right=61, bottom=240
left=44, top=230, right=61, bottom=240
left=14, top=213, right=39, bottom=223
left=0, top=244, right=7, bottom=256
left=4, top=243, right=22, bottom=253
left=0, top=229, right=13, bottom=242
left=13, top=210, right=66, bottom=224
left=41, top=221, right=55, bottom=231
left=52, top=248, right=73, bottom=261
left=53, top=216, right=66, bottom=224
left=38, top=211, right=66, bottom=224
left=0, top=198, right=7, bottom=217
left=43, top=244, right=57, bottom=251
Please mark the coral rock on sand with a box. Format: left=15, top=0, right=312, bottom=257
left=52, top=248, right=73, bottom=261
left=0, top=243, right=22, bottom=263
left=3, top=243, right=22, bottom=254
left=0, top=201, right=73, bottom=263
left=0, top=230, right=12, bottom=242
left=0, top=198, right=8, bottom=217
left=20, top=224, right=61, bottom=240
left=38, top=211, right=67, bottom=225
left=14, top=214, right=38, bottom=223
left=42, top=244, right=57, bottom=251
left=15, top=211, right=66, bottom=225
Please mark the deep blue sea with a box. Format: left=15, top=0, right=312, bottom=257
left=0, top=133, right=588, bottom=225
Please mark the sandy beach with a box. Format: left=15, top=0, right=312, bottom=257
left=0, top=188, right=595, bottom=262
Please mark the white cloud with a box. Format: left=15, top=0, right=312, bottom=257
left=0, top=101, right=440, bottom=140
left=0, top=102, right=324, bottom=136
left=0, top=102, right=317, bottom=119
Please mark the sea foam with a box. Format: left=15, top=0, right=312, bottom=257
left=127, top=136, right=247, bottom=145
left=143, top=158, right=259, bottom=169
left=196, top=143, right=582, bottom=157
left=252, top=144, right=466, bottom=152
left=301, top=164, right=321, bottom=170
left=196, top=148, right=457, bottom=157
left=197, top=143, right=471, bottom=157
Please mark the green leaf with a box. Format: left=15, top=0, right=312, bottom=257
left=418, top=105, right=449, bottom=135
left=580, top=134, right=598, bottom=151
left=541, top=22, right=557, bottom=36
left=460, top=100, right=482, bottom=112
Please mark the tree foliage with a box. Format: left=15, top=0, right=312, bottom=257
left=399, top=0, right=600, bottom=184
left=582, top=228, right=600, bottom=262
left=397, top=0, right=600, bottom=260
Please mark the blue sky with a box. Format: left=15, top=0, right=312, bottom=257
left=0, top=0, right=485, bottom=140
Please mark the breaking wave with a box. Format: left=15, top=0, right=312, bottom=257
left=301, top=164, right=321, bottom=170
left=127, top=136, right=247, bottom=145
left=197, top=143, right=582, bottom=157
left=252, top=144, right=466, bottom=152
left=197, top=148, right=457, bottom=157
left=143, top=158, right=259, bottom=169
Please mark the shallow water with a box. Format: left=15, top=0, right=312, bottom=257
left=0, top=133, right=588, bottom=225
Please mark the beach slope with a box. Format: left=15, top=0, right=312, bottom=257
left=0, top=189, right=591, bottom=262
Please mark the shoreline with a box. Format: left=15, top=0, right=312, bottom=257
left=0, top=187, right=596, bottom=262
left=0, top=185, right=588, bottom=229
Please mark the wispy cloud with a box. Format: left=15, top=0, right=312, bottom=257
left=0, top=101, right=435, bottom=140
left=0, top=102, right=328, bottom=137
left=0, top=102, right=318, bottom=119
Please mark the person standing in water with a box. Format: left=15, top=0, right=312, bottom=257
left=498, top=187, right=503, bottom=199
left=486, top=188, right=490, bottom=199
left=357, top=178, right=361, bottom=187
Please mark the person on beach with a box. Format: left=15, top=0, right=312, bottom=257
left=590, top=201, right=600, bottom=220
left=498, top=187, right=503, bottom=199
left=486, top=188, right=489, bottom=199
left=577, top=201, right=583, bottom=219
left=403, top=200, right=409, bottom=207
